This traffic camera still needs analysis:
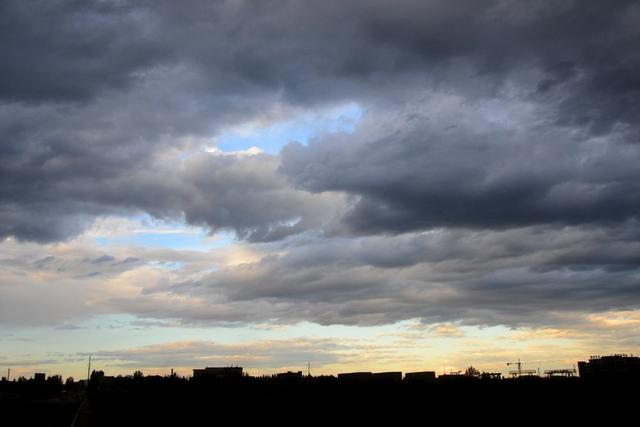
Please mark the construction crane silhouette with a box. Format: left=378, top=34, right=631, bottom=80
left=507, top=358, right=537, bottom=377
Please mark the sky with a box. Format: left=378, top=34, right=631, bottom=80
left=2, top=0, right=640, bottom=380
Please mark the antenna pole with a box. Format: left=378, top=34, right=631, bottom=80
left=87, top=356, right=91, bottom=383
left=7, top=368, right=9, bottom=382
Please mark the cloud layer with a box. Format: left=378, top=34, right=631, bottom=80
left=2, top=0, right=640, bottom=335
left=3, top=0, right=640, bottom=241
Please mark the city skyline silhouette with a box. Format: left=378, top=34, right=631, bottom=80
left=2, top=0, right=640, bottom=423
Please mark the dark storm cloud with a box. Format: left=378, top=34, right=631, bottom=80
left=0, top=86, right=341, bottom=242
left=2, top=0, right=640, bottom=332
left=2, top=0, right=640, bottom=242
left=0, top=0, right=166, bottom=103
left=281, top=99, right=640, bottom=234
left=109, top=151, right=340, bottom=242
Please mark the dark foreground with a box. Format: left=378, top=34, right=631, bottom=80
left=2, top=376, right=637, bottom=426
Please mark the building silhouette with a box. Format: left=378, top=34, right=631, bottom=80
left=337, top=372, right=372, bottom=382
left=276, top=371, right=303, bottom=380
left=192, top=366, right=243, bottom=380
left=404, top=371, right=436, bottom=383
left=479, top=372, right=502, bottom=380
left=372, top=372, right=402, bottom=383
left=578, top=354, right=640, bottom=381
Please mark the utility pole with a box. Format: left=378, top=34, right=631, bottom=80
left=87, top=356, right=91, bottom=383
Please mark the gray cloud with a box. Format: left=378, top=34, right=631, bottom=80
left=2, top=223, right=640, bottom=330
left=0, top=99, right=343, bottom=242
left=0, top=358, right=59, bottom=367
left=2, top=0, right=640, bottom=242
left=0, top=0, right=166, bottom=103
left=126, top=151, right=342, bottom=242
left=122, top=225, right=640, bottom=328
left=2, top=0, right=640, bottom=334
left=82, top=339, right=347, bottom=371
left=281, top=97, right=640, bottom=234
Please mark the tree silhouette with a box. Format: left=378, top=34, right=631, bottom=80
left=465, top=366, right=480, bottom=377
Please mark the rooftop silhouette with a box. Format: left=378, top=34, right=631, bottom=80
left=2, top=354, right=639, bottom=425
left=0, top=354, right=640, bottom=427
